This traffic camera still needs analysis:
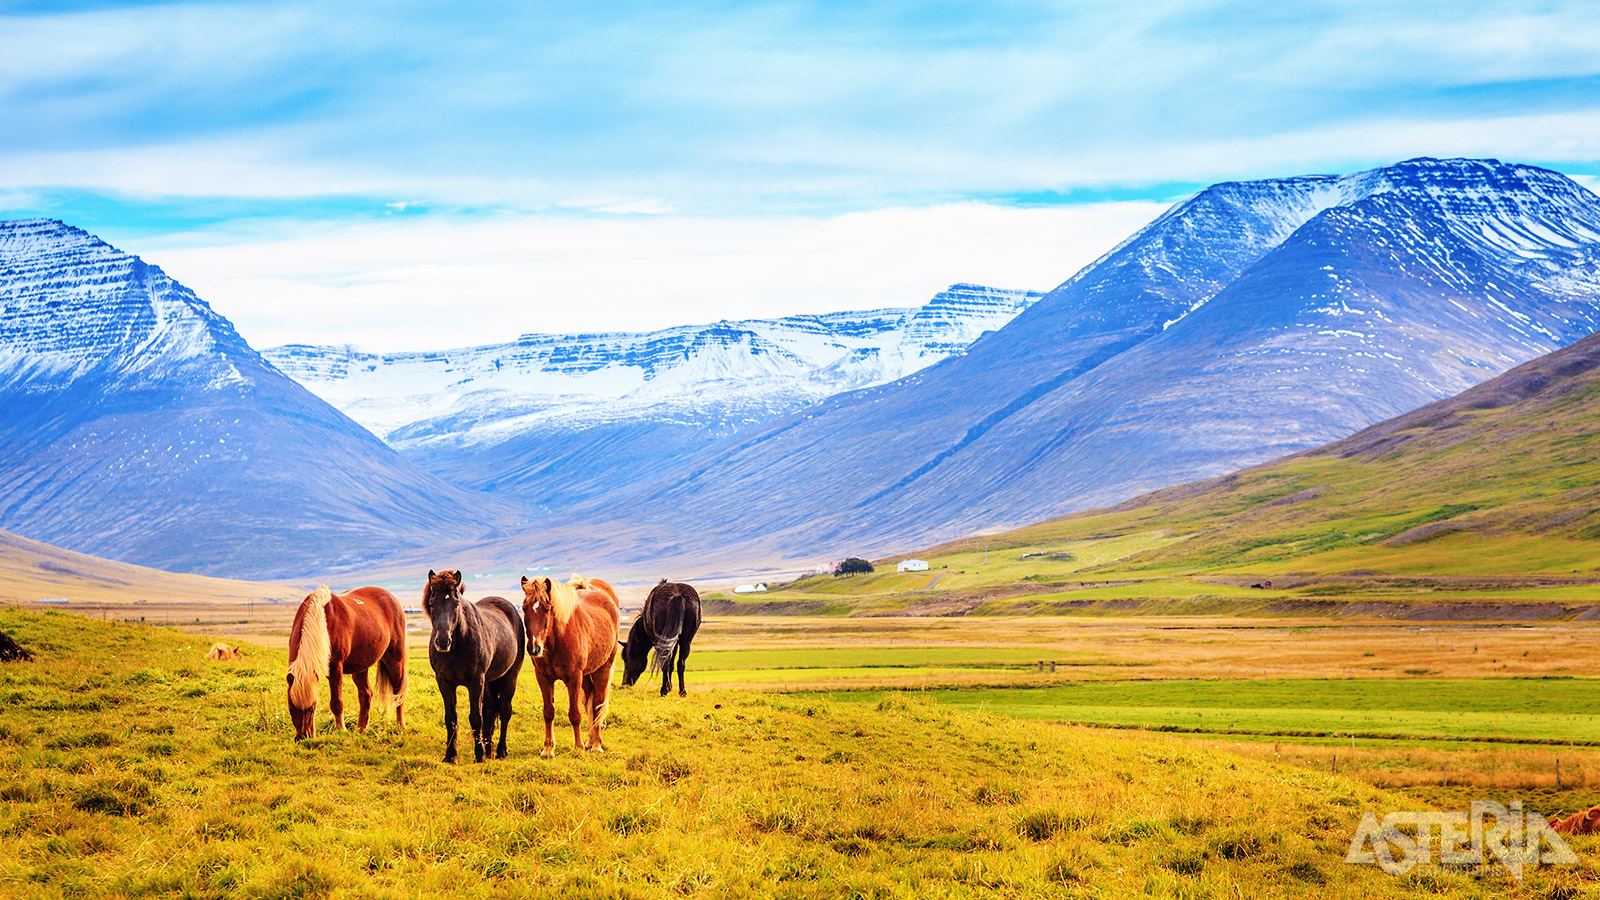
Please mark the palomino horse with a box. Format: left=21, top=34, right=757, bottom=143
left=620, top=579, right=701, bottom=696
left=423, top=570, right=525, bottom=763
left=521, top=575, right=620, bottom=757
left=286, top=585, right=408, bottom=740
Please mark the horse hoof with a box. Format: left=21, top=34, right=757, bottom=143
left=678, top=691, right=687, bottom=697
left=540, top=748, right=553, bottom=759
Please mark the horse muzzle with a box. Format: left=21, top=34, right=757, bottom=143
left=433, top=637, right=453, bottom=653
left=528, top=641, right=545, bottom=659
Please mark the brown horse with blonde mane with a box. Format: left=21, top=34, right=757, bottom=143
left=286, top=585, right=408, bottom=740
left=521, top=575, right=620, bottom=757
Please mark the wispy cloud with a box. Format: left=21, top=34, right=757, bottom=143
left=138, top=201, right=1169, bottom=352
left=3, top=1, right=1599, bottom=343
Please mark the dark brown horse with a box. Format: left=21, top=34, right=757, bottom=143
left=621, top=579, right=701, bottom=696
left=521, top=575, right=619, bottom=757
left=286, top=584, right=408, bottom=740
left=423, top=569, right=525, bottom=763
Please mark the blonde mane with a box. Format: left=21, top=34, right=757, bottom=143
left=287, top=585, right=332, bottom=709
left=544, top=577, right=580, bottom=626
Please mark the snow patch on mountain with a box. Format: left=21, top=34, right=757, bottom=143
left=263, top=283, right=1043, bottom=450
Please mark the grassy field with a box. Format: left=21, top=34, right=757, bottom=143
left=823, top=679, right=1600, bottom=744
left=9, top=608, right=1600, bottom=898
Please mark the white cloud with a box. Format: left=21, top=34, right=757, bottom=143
left=137, top=201, right=1169, bottom=352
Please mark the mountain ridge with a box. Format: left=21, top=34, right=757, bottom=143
left=467, top=157, right=1600, bottom=574
left=0, top=219, right=527, bottom=579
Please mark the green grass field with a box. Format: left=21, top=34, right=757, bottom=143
left=9, top=608, right=1598, bottom=898
left=822, top=678, right=1600, bottom=744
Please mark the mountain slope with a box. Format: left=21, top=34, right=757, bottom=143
left=1048, top=322, right=1600, bottom=576
left=746, top=325, right=1600, bottom=615
left=527, top=158, right=1600, bottom=571
left=262, top=283, right=1042, bottom=500
left=0, top=220, right=524, bottom=579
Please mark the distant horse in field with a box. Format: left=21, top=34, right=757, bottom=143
left=205, top=642, right=241, bottom=661
left=285, top=585, right=408, bottom=740
left=621, top=579, right=701, bottom=696
left=423, top=569, right=525, bottom=763
left=522, top=575, right=619, bottom=757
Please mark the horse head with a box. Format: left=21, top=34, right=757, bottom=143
left=618, top=619, right=651, bottom=687
left=423, top=569, right=465, bottom=653
left=286, top=585, right=334, bottom=740
left=521, top=576, right=555, bottom=658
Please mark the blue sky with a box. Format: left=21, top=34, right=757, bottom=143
left=3, top=1, right=1598, bottom=349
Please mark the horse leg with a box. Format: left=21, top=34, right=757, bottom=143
left=353, top=669, right=373, bottom=732
left=493, top=678, right=513, bottom=759
left=567, top=680, right=584, bottom=752
left=539, top=676, right=556, bottom=759
left=587, top=666, right=613, bottom=752
left=676, top=641, right=690, bottom=697
left=439, top=679, right=458, bottom=763
left=468, top=676, right=487, bottom=763
left=659, top=647, right=674, bottom=697
left=328, top=664, right=346, bottom=731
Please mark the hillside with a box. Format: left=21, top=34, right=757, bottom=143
left=524, top=157, right=1600, bottom=575
left=0, top=220, right=527, bottom=579
left=0, top=607, right=1549, bottom=899
left=749, top=326, right=1600, bottom=615
left=0, top=526, right=299, bottom=607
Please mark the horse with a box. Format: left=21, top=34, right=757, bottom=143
left=422, top=569, right=525, bottom=763
left=521, top=575, right=620, bottom=757
left=620, top=579, right=701, bottom=696
left=285, top=584, right=408, bottom=740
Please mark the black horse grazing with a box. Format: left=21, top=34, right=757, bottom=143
left=620, top=579, right=701, bottom=696
left=423, top=569, right=525, bottom=763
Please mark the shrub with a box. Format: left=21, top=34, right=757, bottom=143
left=835, top=557, right=874, bottom=576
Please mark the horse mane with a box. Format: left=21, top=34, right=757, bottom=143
left=569, top=574, right=619, bottom=607
left=287, top=585, right=333, bottom=709
left=546, top=577, right=580, bottom=626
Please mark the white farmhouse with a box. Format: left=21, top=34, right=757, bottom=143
left=896, top=559, right=929, bottom=573
left=734, top=583, right=769, bottom=594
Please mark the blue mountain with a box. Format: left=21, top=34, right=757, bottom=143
left=0, top=220, right=525, bottom=578
left=498, top=158, right=1600, bottom=571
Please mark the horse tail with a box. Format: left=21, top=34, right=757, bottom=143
left=374, top=658, right=396, bottom=712
left=649, top=590, right=686, bottom=675
left=287, top=585, right=333, bottom=709
left=374, top=636, right=407, bottom=716
left=594, top=676, right=612, bottom=727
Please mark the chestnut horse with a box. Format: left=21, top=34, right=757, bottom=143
left=423, top=569, right=525, bottom=763
left=286, top=584, right=408, bottom=740
left=521, top=575, right=619, bottom=757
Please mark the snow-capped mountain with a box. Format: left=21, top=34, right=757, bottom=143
left=462, top=157, right=1600, bottom=572
left=0, top=219, right=525, bottom=578
left=262, top=283, right=1041, bottom=499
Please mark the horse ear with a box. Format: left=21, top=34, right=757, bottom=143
left=520, top=575, right=529, bottom=586
left=618, top=640, right=625, bottom=649
left=453, top=570, right=463, bottom=583
left=542, top=577, right=552, bottom=593
left=428, top=569, right=436, bottom=580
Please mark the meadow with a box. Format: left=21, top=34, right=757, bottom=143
left=6, top=607, right=1600, bottom=898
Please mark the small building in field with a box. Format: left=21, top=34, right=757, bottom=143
left=734, top=583, right=769, bottom=594
left=897, top=559, right=929, bottom=573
